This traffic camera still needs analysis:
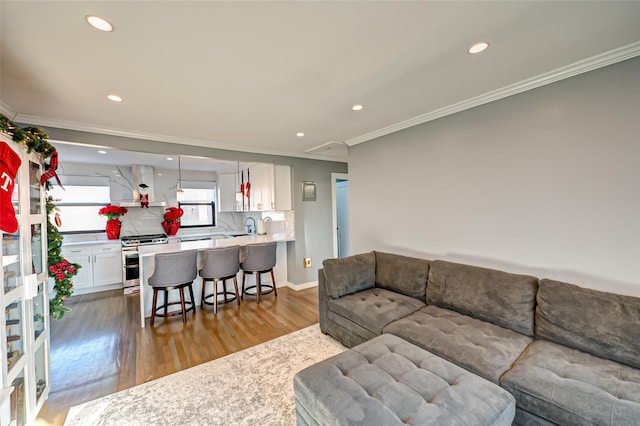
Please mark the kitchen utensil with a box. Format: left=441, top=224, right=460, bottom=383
left=240, top=170, right=245, bottom=211
left=246, top=168, right=251, bottom=207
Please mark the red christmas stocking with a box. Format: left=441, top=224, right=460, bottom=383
left=0, top=141, right=22, bottom=234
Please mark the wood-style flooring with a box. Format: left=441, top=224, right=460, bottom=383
left=36, top=286, right=319, bottom=426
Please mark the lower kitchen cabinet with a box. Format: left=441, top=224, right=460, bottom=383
left=61, top=243, right=122, bottom=294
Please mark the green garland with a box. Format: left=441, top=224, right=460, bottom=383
left=46, top=197, right=78, bottom=319
left=1, top=113, right=78, bottom=319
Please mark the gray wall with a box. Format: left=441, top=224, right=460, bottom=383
left=349, top=57, right=640, bottom=297
left=40, top=127, right=348, bottom=285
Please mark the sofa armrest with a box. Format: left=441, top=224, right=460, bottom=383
left=318, top=268, right=330, bottom=332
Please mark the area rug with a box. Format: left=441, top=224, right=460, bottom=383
left=64, top=325, right=345, bottom=426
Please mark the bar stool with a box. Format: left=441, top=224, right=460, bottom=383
left=241, top=242, right=277, bottom=304
left=148, top=249, right=198, bottom=326
left=199, top=246, right=241, bottom=314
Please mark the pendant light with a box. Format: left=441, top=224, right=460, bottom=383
left=177, top=155, right=184, bottom=194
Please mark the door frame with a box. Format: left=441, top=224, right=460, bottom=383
left=331, top=172, right=349, bottom=258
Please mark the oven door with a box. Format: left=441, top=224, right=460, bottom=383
left=122, top=247, right=140, bottom=287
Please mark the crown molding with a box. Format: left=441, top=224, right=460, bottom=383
left=13, top=114, right=348, bottom=163
left=0, top=101, right=17, bottom=120
left=345, top=41, right=640, bottom=147
left=305, top=140, right=348, bottom=153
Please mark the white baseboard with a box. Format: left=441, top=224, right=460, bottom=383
left=286, top=281, right=318, bottom=291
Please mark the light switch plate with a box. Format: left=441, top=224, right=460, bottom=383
left=303, top=257, right=312, bottom=268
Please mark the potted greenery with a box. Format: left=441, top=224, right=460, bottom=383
left=98, top=205, right=128, bottom=239
left=162, top=207, right=183, bottom=236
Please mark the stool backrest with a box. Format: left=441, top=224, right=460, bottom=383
left=149, top=249, right=198, bottom=287
left=242, top=242, right=277, bottom=272
left=200, top=246, right=241, bottom=279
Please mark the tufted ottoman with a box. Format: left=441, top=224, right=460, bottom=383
left=294, top=334, right=515, bottom=426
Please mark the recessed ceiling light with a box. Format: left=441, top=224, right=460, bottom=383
left=296, top=132, right=305, bottom=137
left=107, top=94, right=123, bottom=102
left=352, top=104, right=364, bottom=111
left=157, top=173, right=163, bottom=176
left=166, top=157, right=174, bottom=161
left=86, top=15, right=114, bottom=32
left=98, top=150, right=107, bottom=154
left=468, top=42, right=489, bottom=54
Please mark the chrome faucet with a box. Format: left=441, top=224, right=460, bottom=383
left=243, top=217, right=256, bottom=234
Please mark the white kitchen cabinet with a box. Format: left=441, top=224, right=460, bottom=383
left=0, top=135, right=50, bottom=425
left=218, top=164, right=291, bottom=212
left=274, top=165, right=292, bottom=210
left=93, top=249, right=122, bottom=287
left=62, top=251, right=92, bottom=290
left=217, top=173, right=239, bottom=212
left=61, top=243, right=122, bottom=293
left=248, top=163, right=273, bottom=211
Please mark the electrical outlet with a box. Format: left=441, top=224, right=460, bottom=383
left=303, top=257, right=312, bottom=268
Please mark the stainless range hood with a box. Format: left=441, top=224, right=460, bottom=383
left=116, top=165, right=166, bottom=207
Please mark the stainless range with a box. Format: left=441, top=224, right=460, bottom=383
left=121, top=234, right=169, bottom=288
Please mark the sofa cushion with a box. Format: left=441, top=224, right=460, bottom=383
left=501, top=340, right=640, bottom=426
left=323, top=252, right=376, bottom=298
left=328, top=288, right=425, bottom=336
left=426, top=260, right=538, bottom=336
left=374, top=251, right=430, bottom=301
left=536, top=279, right=640, bottom=369
left=384, top=305, right=533, bottom=384
left=294, top=334, right=516, bottom=426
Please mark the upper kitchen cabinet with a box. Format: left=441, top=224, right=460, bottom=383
left=247, top=163, right=272, bottom=211
left=273, top=165, right=292, bottom=211
left=217, top=164, right=291, bottom=212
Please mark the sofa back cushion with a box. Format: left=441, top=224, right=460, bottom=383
left=427, top=260, right=538, bottom=336
left=374, top=252, right=430, bottom=301
left=322, top=252, right=376, bottom=298
left=536, top=279, right=640, bottom=369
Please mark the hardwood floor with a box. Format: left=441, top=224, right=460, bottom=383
left=36, top=286, right=319, bottom=426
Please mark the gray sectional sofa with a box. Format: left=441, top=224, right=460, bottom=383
left=317, top=251, right=640, bottom=425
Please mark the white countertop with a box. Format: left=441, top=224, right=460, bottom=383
left=138, top=233, right=292, bottom=257
left=62, top=239, right=121, bottom=247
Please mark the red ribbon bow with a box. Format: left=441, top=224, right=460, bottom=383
left=40, top=149, right=63, bottom=188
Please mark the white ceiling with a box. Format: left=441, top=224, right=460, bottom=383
left=1, top=1, right=639, bottom=164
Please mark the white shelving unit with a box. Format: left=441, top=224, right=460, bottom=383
left=0, top=134, right=50, bottom=425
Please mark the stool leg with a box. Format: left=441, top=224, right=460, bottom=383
left=213, top=279, right=219, bottom=314
left=201, top=279, right=207, bottom=307
left=188, top=283, right=195, bottom=315
left=179, top=287, right=187, bottom=322
left=151, top=288, right=158, bottom=326
left=164, top=290, right=169, bottom=316
left=271, top=269, right=277, bottom=297
left=256, top=273, right=261, bottom=304
left=223, top=280, right=229, bottom=303
left=241, top=273, right=246, bottom=300
left=233, top=276, right=241, bottom=305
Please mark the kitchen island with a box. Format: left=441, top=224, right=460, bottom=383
left=137, top=233, right=293, bottom=327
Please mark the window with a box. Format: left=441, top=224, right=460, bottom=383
left=48, top=185, right=111, bottom=233
left=178, top=187, right=216, bottom=227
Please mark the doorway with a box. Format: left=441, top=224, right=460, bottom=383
left=331, top=173, right=349, bottom=258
